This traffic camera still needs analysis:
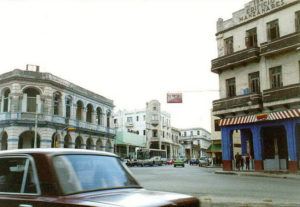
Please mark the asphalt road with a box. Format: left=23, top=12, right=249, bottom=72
left=128, top=164, right=300, bottom=206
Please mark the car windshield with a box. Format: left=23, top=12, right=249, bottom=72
left=52, top=155, right=140, bottom=194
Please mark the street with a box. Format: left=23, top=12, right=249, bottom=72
left=129, top=164, right=300, bottom=206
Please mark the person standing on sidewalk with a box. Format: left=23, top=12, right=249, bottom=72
left=234, top=152, right=241, bottom=171
left=246, top=153, right=250, bottom=170
left=240, top=155, right=244, bottom=170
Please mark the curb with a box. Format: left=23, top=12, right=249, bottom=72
left=214, top=171, right=300, bottom=180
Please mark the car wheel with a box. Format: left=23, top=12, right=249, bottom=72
left=182, top=165, right=185, bottom=167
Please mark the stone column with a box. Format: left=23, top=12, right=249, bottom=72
left=284, top=120, right=298, bottom=173
left=251, top=125, right=263, bottom=171
left=21, top=94, right=27, bottom=112
left=39, top=128, right=53, bottom=148
left=240, top=129, right=250, bottom=156
left=72, top=103, right=77, bottom=120
left=6, top=127, right=21, bottom=150
left=92, top=112, right=96, bottom=124
left=82, top=108, right=87, bottom=122
left=221, top=126, right=233, bottom=171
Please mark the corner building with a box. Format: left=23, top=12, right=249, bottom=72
left=0, top=68, right=115, bottom=152
left=211, top=0, right=300, bottom=173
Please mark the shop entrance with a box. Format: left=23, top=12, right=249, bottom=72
left=261, top=126, right=288, bottom=171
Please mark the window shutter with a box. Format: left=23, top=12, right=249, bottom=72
left=267, top=24, right=271, bottom=41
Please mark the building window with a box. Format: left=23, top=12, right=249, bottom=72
left=151, top=115, right=158, bottom=121
left=127, top=117, right=132, bottom=123
left=245, top=28, right=257, bottom=48
left=143, top=130, right=146, bottom=135
left=296, top=11, right=300, bottom=32
left=143, top=115, right=145, bottom=120
left=270, top=66, right=283, bottom=88
left=197, top=131, right=200, bottom=135
left=136, top=116, right=139, bottom=121
left=153, top=130, right=158, bottom=137
left=153, top=106, right=157, bottom=110
left=214, top=120, right=221, bottom=131
left=190, top=131, right=193, bottom=136
left=184, top=132, right=187, bottom=136
left=267, top=20, right=280, bottom=41
left=249, top=72, right=260, bottom=93
left=226, top=78, right=236, bottom=98
left=114, top=119, right=117, bottom=124
left=65, top=98, right=72, bottom=119
left=224, top=36, right=233, bottom=55
left=3, top=89, right=10, bottom=112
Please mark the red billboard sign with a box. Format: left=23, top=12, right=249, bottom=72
left=167, top=93, right=182, bottom=103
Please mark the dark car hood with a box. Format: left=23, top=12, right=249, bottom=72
left=75, top=188, right=199, bottom=207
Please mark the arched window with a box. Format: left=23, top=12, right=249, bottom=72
left=3, top=89, right=10, bottom=112
left=51, top=133, right=60, bottom=148
left=1, top=131, right=8, bottom=150
left=76, top=101, right=83, bottom=120
left=18, top=131, right=40, bottom=149
left=65, top=96, right=72, bottom=119
left=86, top=137, right=93, bottom=150
left=96, top=107, right=103, bottom=125
left=23, top=88, right=40, bottom=112
left=64, top=134, right=71, bottom=148
left=105, top=140, right=111, bottom=152
left=86, top=104, right=93, bottom=123
left=53, top=92, right=62, bottom=115
left=107, top=111, right=111, bottom=128
left=96, top=139, right=102, bottom=151
left=75, top=136, right=82, bottom=149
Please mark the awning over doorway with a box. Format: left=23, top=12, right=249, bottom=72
left=206, top=144, right=222, bottom=153
left=219, top=109, right=300, bottom=126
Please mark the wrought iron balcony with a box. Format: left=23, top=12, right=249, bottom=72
left=213, top=93, right=262, bottom=115
left=263, top=83, right=300, bottom=105
left=211, top=47, right=260, bottom=73
left=260, top=32, right=300, bottom=56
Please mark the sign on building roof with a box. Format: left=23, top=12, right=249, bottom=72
left=167, top=93, right=183, bottom=103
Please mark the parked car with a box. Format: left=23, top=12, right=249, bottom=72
left=126, top=159, right=138, bottom=167
left=166, top=159, right=174, bottom=165
left=174, top=159, right=185, bottom=167
left=199, top=157, right=209, bottom=167
left=189, top=158, right=199, bottom=165
left=0, top=149, right=199, bottom=207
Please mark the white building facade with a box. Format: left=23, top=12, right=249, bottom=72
left=211, top=0, right=300, bottom=173
left=179, top=128, right=211, bottom=159
left=113, top=100, right=180, bottom=159
left=0, top=68, right=115, bottom=152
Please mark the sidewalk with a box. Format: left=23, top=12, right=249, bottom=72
left=214, top=170, right=300, bottom=180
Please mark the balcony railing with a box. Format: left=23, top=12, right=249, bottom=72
left=0, top=112, right=115, bottom=135
left=213, top=93, right=262, bottom=113
left=263, top=83, right=300, bottom=103
left=150, top=119, right=159, bottom=125
left=211, top=47, right=260, bottom=73
left=260, top=32, right=300, bottom=56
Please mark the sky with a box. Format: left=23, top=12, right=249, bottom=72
left=0, top=0, right=250, bottom=131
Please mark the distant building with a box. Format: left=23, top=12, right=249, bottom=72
left=0, top=67, right=115, bottom=152
left=211, top=0, right=300, bottom=173
left=113, top=110, right=147, bottom=159
left=179, top=128, right=211, bottom=159
left=113, top=100, right=180, bottom=159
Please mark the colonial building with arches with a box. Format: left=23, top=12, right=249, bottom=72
left=0, top=67, right=115, bottom=152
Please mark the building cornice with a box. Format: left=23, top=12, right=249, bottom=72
left=0, top=69, right=114, bottom=108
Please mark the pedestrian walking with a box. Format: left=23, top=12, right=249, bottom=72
left=246, top=153, right=250, bottom=170
left=240, top=155, right=244, bottom=170
left=234, top=152, right=241, bottom=171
